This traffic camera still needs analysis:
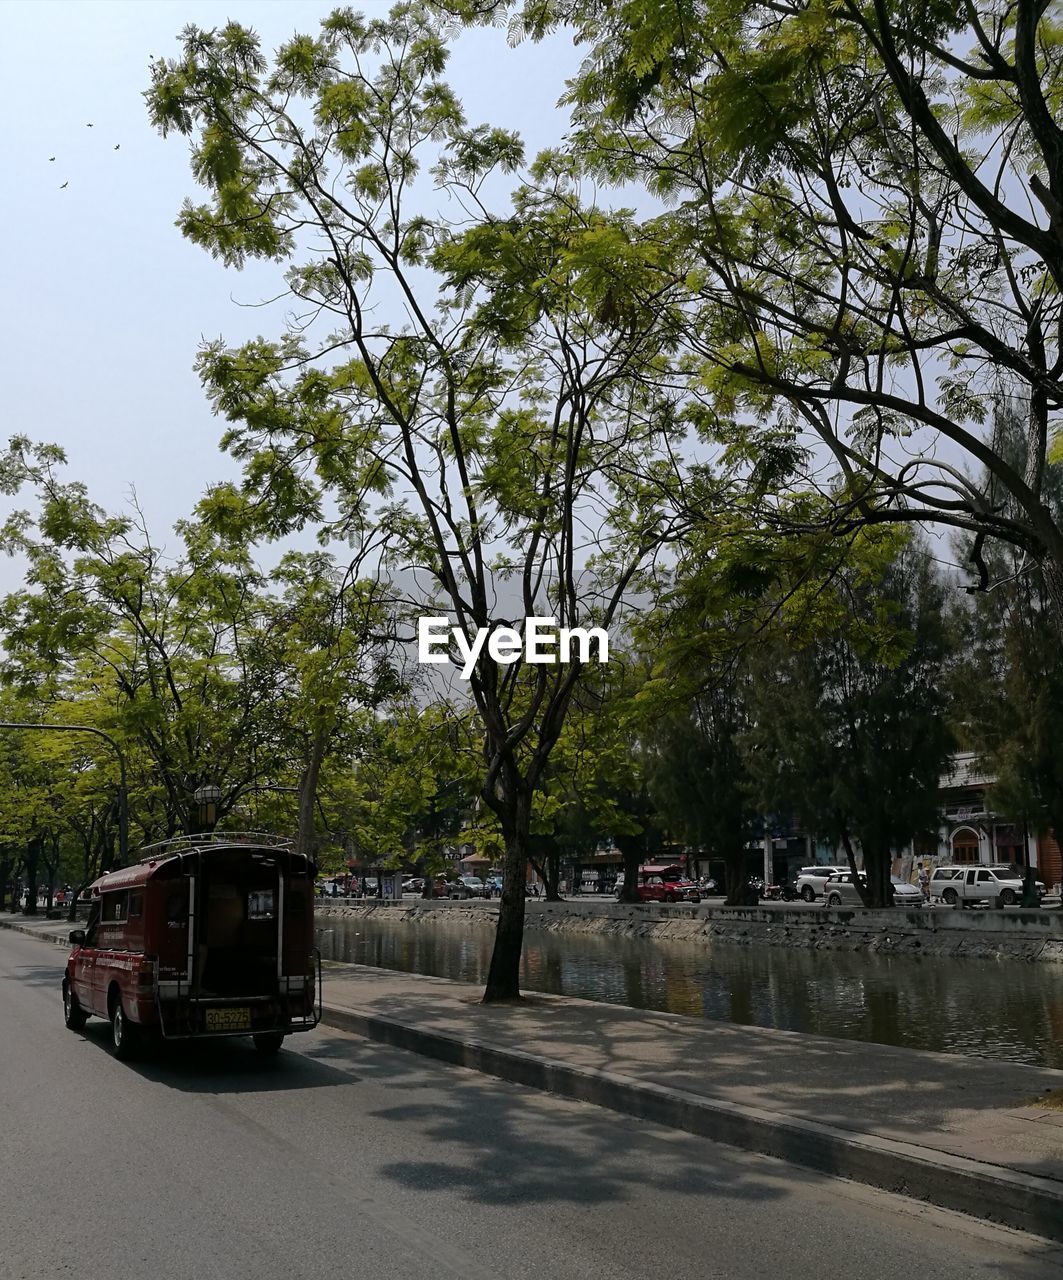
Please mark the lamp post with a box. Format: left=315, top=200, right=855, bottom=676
left=193, top=782, right=223, bottom=834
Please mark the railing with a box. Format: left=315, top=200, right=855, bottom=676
left=136, top=831, right=296, bottom=862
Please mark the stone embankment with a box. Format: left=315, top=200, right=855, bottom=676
left=317, top=898, right=1063, bottom=962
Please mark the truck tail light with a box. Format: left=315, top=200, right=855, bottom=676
left=137, top=957, right=157, bottom=989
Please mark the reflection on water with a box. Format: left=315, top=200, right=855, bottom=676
left=317, top=914, right=1063, bottom=1068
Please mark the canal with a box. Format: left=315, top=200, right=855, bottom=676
left=317, top=913, right=1063, bottom=1069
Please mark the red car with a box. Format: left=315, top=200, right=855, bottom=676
left=63, top=833, right=321, bottom=1060
left=635, top=865, right=701, bottom=904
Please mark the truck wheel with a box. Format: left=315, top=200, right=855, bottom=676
left=109, top=996, right=139, bottom=1062
left=801, top=886, right=815, bottom=902
left=942, top=888, right=958, bottom=906
left=253, top=1033, right=285, bottom=1056
left=63, top=980, right=87, bottom=1031
left=1000, top=889, right=1016, bottom=906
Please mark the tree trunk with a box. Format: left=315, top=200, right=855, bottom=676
left=724, top=850, right=754, bottom=906
left=1042, top=555, right=1063, bottom=645
left=482, top=785, right=530, bottom=1003
left=0, top=857, right=9, bottom=912
left=23, top=844, right=39, bottom=916
left=840, top=828, right=870, bottom=906
left=842, top=829, right=893, bottom=908
left=297, top=725, right=328, bottom=861
left=864, top=847, right=893, bottom=909
left=530, top=838, right=563, bottom=901
left=616, top=835, right=642, bottom=904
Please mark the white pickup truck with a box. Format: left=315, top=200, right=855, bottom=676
left=929, top=864, right=1045, bottom=907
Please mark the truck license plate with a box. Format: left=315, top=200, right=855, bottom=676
left=206, top=1007, right=251, bottom=1032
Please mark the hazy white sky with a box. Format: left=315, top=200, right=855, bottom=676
left=0, top=1, right=580, bottom=588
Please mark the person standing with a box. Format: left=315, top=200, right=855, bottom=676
left=917, top=863, right=930, bottom=902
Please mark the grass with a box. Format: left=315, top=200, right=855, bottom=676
left=1027, top=1089, right=1063, bottom=1111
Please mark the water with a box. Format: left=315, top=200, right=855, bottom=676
left=316, top=913, right=1063, bottom=1068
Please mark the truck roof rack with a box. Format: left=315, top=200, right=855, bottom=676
left=136, top=831, right=296, bottom=862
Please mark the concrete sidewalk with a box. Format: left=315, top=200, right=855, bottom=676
left=6, top=912, right=1063, bottom=1241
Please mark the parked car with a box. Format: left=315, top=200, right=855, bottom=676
left=443, top=879, right=473, bottom=899
left=929, top=864, right=1045, bottom=907
left=823, top=872, right=926, bottom=908
left=795, top=866, right=850, bottom=902
left=890, top=876, right=925, bottom=906
left=459, top=876, right=485, bottom=897
left=635, top=866, right=701, bottom=904
left=402, top=877, right=426, bottom=894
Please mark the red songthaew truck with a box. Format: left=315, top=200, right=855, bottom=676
left=62, top=833, right=321, bottom=1059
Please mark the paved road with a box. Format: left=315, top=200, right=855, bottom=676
left=1, top=930, right=1061, bottom=1280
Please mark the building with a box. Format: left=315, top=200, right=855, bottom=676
left=934, top=752, right=1062, bottom=890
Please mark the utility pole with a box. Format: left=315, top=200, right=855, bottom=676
left=0, top=722, right=128, bottom=866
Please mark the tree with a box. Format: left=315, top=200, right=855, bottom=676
left=482, top=1, right=1063, bottom=629
left=248, top=550, right=404, bottom=859
left=644, top=671, right=760, bottom=906
left=530, top=661, right=663, bottom=901
left=147, top=6, right=679, bottom=999
left=744, top=533, right=954, bottom=907
left=949, top=401, right=1063, bottom=844
left=339, top=701, right=481, bottom=888
left=0, top=440, right=401, bottom=857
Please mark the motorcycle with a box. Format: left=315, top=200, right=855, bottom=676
left=761, top=881, right=798, bottom=902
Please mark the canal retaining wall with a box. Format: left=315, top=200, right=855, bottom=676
left=316, top=899, right=1063, bottom=962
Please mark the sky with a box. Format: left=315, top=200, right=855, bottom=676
left=0, top=0, right=582, bottom=590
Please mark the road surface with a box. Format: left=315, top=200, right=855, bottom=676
left=0, top=928, right=1060, bottom=1280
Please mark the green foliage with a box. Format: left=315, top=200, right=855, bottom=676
left=743, top=535, right=955, bottom=906
left=0, top=442, right=403, bottom=863
left=469, top=0, right=1063, bottom=622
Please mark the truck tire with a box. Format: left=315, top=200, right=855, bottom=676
left=109, top=995, right=139, bottom=1062
left=942, top=888, right=959, bottom=906
left=253, top=1032, right=285, bottom=1056
left=63, top=980, right=87, bottom=1031
left=801, top=886, right=815, bottom=902
left=1000, top=889, right=1016, bottom=906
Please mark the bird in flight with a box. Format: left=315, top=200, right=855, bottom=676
left=48, top=156, right=55, bottom=162
left=114, top=144, right=120, bottom=151
left=60, top=181, right=68, bottom=189
left=86, top=122, right=93, bottom=128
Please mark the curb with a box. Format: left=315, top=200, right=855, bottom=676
left=0, top=918, right=72, bottom=948
left=319, top=1001, right=1063, bottom=1244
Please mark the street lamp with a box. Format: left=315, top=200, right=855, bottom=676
left=194, top=782, right=223, bottom=833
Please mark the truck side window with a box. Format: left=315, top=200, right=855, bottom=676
left=129, top=893, right=143, bottom=919
left=102, top=892, right=128, bottom=923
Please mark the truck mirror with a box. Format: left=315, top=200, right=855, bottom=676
left=68, top=929, right=86, bottom=945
